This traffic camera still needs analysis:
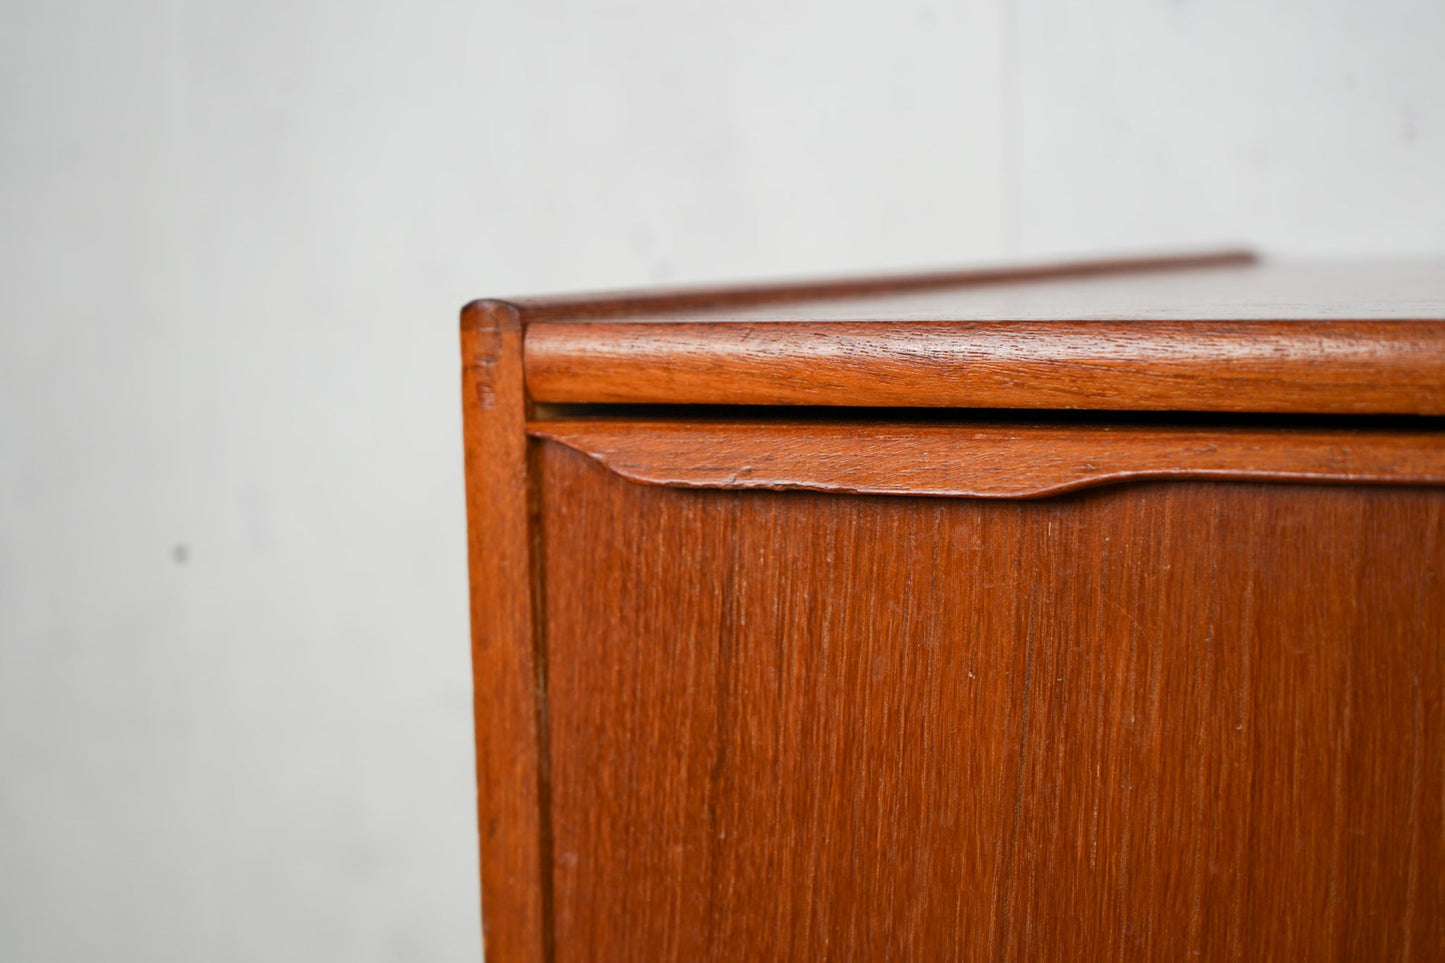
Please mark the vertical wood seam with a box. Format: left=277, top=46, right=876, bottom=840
left=527, top=440, right=556, bottom=963
left=704, top=494, right=741, bottom=958
left=995, top=503, right=1037, bottom=962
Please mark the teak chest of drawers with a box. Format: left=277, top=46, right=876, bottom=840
left=459, top=251, right=1445, bottom=961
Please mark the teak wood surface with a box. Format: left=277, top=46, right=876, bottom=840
left=529, top=418, right=1445, bottom=498
left=460, top=300, right=548, bottom=963
left=524, top=318, right=1445, bottom=413
left=515, top=255, right=1445, bottom=414
left=538, top=443, right=1443, bottom=961
left=460, top=252, right=1445, bottom=961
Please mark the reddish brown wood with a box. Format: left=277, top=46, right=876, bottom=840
left=528, top=419, right=1445, bottom=498
left=519, top=257, right=1445, bottom=326
left=523, top=318, right=1445, bottom=413
left=459, top=300, right=547, bottom=963
left=511, top=256, right=1445, bottom=414
left=536, top=441, right=1445, bottom=961
left=506, top=249, right=1255, bottom=322
left=462, top=255, right=1445, bottom=961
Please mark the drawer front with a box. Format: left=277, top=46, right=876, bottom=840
left=538, top=439, right=1443, bottom=961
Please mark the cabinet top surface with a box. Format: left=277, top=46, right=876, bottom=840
left=758, top=259, right=1445, bottom=323
left=505, top=253, right=1445, bottom=324
left=467, top=252, right=1445, bottom=414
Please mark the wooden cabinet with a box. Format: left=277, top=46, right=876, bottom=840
left=460, top=251, right=1445, bottom=961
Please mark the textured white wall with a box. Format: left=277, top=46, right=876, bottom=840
left=0, top=1, right=1441, bottom=961
left=0, top=2, right=1004, bottom=961
left=1010, top=0, right=1445, bottom=256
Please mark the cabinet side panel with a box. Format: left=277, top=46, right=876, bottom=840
left=460, top=302, right=547, bottom=963
left=539, top=442, right=1445, bottom=961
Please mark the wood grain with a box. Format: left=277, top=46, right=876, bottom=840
left=536, top=440, right=1445, bottom=961
left=463, top=255, right=1445, bottom=960
left=529, top=418, right=1445, bottom=498
left=523, top=318, right=1445, bottom=414
left=459, top=300, right=547, bottom=963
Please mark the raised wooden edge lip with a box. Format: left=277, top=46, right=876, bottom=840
left=471, top=250, right=1445, bottom=415
left=520, top=318, right=1445, bottom=414
left=477, top=248, right=1256, bottom=323
left=527, top=419, right=1445, bottom=499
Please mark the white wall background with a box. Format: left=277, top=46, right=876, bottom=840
left=1, top=1, right=1442, bottom=960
